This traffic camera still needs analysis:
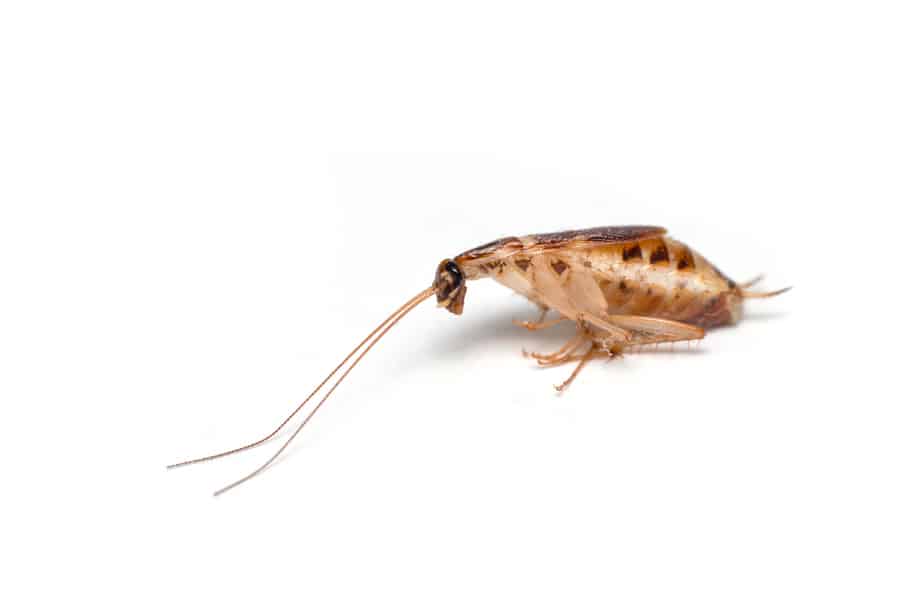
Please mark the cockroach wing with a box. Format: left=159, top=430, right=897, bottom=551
left=457, top=225, right=667, bottom=261
left=528, top=225, right=667, bottom=248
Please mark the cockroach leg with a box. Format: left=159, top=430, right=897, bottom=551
left=513, top=316, right=568, bottom=331
left=537, top=350, right=589, bottom=367
left=525, top=324, right=587, bottom=361
left=535, top=341, right=592, bottom=366
left=527, top=336, right=584, bottom=362
left=554, top=343, right=601, bottom=392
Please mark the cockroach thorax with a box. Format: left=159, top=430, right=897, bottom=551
left=433, top=259, right=467, bottom=315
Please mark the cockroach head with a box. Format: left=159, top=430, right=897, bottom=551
left=433, top=259, right=467, bottom=315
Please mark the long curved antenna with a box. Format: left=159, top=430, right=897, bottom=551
left=213, top=287, right=435, bottom=496
left=167, top=287, right=434, bottom=469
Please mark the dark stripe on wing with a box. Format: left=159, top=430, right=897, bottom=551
left=532, top=225, right=666, bottom=245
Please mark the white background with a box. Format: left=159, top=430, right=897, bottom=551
left=2, top=1, right=898, bottom=599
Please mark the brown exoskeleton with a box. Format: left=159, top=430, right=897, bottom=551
left=170, top=225, right=789, bottom=495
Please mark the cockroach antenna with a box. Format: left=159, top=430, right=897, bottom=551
left=168, top=287, right=435, bottom=496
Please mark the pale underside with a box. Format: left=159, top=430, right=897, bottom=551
left=492, top=249, right=709, bottom=352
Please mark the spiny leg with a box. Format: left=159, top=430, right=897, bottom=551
left=524, top=324, right=587, bottom=362
left=530, top=319, right=629, bottom=385
left=538, top=342, right=608, bottom=368
left=554, top=343, right=606, bottom=392
left=535, top=340, right=593, bottom=366
left=548, top=317, right=704, bottom=391
left=538, top=318, right=692, bottom=391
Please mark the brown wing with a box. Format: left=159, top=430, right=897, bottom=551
left=456, top=225, right=667, bottom=261
left=528, top=225, right=667, bottom=247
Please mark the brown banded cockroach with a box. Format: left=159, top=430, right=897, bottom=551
left=169, top=225, right=789, bottom=495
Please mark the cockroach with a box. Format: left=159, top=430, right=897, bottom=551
left=169, top=225, right=789, bottom=495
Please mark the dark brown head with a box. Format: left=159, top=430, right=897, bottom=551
left=433, top=259, right=467, bottom=315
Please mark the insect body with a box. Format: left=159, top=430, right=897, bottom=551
left=170, top=225, right=789, bottom=495
left=434, top=225, right=788, bottom=390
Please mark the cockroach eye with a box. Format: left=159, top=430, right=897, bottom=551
left=445, top=261, right=462, bottom=285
